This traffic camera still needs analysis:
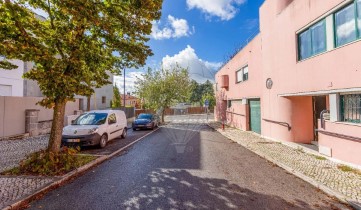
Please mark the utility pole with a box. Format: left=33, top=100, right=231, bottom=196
left=123, top=68, right=126, bottom=108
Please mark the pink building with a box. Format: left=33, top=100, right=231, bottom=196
left=215, top=0, right=361, bottom=167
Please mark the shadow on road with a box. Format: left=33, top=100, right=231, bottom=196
left=122, top=169, right=333, bottom=210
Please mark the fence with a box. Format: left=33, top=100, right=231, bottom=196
left=165, top=107, right=210, bottom=115
left=0, top=96, right=79, bottom=138
left=113, top=107, right=135, bottom=119
left=135, top=109, right=156, bottom=116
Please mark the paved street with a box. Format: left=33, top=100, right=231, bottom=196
left=0, top=128, right=153, bottom=209
left=27, top=115, right=349, bottom=210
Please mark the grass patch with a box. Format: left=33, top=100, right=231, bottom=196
left=337, top=165, right=361, bottom=175
left=2, top=147, right=96, bottom=176
left=312, top=155, right=327, bottom=161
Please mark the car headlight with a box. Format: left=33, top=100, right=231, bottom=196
left=146, top=122, right=152, bottom=126
left=88, top=127, right=99, bottom=134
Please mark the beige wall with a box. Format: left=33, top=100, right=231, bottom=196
left=0, top=96, right=79, bottom=137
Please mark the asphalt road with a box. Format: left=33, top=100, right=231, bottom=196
left=27, top=121, right=349, bottom=210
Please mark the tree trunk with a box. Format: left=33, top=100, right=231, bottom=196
left=87, top=96, right=91, bottom=111
left=161, top=108, right=165, bottom=123
left=48, top=100, right=66, bottom=153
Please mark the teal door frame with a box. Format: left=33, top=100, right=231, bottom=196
left=249, top=99, right=261, bottom=134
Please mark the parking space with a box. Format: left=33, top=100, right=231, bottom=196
left=80, top=128, right=154, bottom=156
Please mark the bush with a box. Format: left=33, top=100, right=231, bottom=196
left=2, top=147, right=95, bottom=176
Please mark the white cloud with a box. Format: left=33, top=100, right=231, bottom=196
left=152, top=15, right=194, bottom=40
left=114, top=71, right=144, bottom=95
left=186, top=0, right=246, bottom=21
left=162, top=45, right=222, bottom=83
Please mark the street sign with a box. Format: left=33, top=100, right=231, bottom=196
left=204, top=99, right=209, bottom=107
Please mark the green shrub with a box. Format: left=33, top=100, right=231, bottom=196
left=2, top=147, right=95, bottom=176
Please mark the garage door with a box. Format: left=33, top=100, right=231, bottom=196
left=249, top=99, right=261, bottom=134
left=0, top=85, right=12, bottom=96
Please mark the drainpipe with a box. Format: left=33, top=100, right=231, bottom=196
left=320, top=109, right=330, bottom=129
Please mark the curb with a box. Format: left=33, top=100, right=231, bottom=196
left=208, top=124, right=361, bottom=210
left=2, top=128, right=160, bottom=210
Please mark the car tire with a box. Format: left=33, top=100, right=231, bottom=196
left=99, top=134, right=108, bottom=148
left=121, top=128, right=127, bottom=139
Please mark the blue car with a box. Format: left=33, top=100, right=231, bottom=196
left=132, top=113, right=160, bottom=131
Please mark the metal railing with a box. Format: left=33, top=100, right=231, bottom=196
left=316, top=129, right=361, bottom=143
left=226, top=111, right=246, bottom=117
left=263, top=118, right=292, bottom=131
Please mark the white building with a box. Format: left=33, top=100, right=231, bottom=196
left=0, top=59, right=25, bottom=96
left=0, top=58, right=114, bottom=111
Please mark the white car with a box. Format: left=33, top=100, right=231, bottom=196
left=62, top=110, right=127, bottom=148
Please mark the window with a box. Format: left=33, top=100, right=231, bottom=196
left=357, top=0, right=361, bottom=36
left=72, top=113, right=108, bottom=125
left=311, top=21, right=327, bottom=55
left=236, top=69, right=243, bottom=83
left=108, top=113, right=117, bottom=124
left=340, top=94, right=361, bottom=123
left=227, top=100, right=232, bottom=108
left=335, top=4, right=357, bottom=47
left=298, top=20, right=326, bottom=60
left=102, top=96, right=106, bottom=104
left=236, top=65, right=248, bottom=83
left=243, top=66, right=249, bottom=81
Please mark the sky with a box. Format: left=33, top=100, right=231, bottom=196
left=33, top=0, right=265, bottom=94
left=116, top=0, right=265, bottom=95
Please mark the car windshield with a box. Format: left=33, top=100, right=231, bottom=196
left=138, top=114, right=152, bottom=119
left=72, top=113, right=108, bottom=125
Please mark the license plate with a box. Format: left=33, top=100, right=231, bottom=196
left=138, top=125, right=144, bottom=127
left=67, top=139, right=80, bottom=143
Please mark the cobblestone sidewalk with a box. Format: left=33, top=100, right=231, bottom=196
left=208, top=122, right=361, bottom=205
left=0, top=176, right=55, bottom=209
left=0, top=135, right=49, bottom=173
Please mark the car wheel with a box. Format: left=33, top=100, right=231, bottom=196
left=121, top=128, right=127, bottom=139
left=99, top=134, right=108, bottom=148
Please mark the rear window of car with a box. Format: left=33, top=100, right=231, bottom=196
left=138, top=114, right=152, bottom=119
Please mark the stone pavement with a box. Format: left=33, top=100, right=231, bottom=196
left=208, top=122, right=361, bottom=205
left=0, top=176, right=55, bottom=209
left=0, top=135, right=49, bottom=173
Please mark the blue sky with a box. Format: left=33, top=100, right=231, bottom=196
left=117, top=0, right=265, bottom=94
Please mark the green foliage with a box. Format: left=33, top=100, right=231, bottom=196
left=190, top=80, right=215, bottom=107
left=2, top=147, right=95, bottom=176
left=0, top=0, right=162, bottom=152
left=0, top=0, right=162, bottom=107
left=112, top=85, right=121, bottom=108
left=201, top=93, right=215, bottom=109
left=135, top=65, right=192, bottom=121
left=337, top=165, right=361, bottom=175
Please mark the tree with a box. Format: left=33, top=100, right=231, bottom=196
left=135, top=66, right=191, bottom=122
left=201, top=93, right=215, bottom=109
left=189, top=80, right=202, bottom=105
left=112, top=86, right=121, bottom=108
left=190, top=80, right=215, bottom=106
left=0, top=0, right=162, bottom=153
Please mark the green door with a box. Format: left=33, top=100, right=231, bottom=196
left=249, top=99, right=261, bottom=134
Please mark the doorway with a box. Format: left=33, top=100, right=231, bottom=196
left=249, top=99, right=261, bottom=134
left=312, top=96, right=327, bottom=141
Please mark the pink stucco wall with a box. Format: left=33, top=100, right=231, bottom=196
left=215, top=0, right=361, bottom=166
left=260, top=0, right=361, bottom=143
left=318, top=121, right=361, bottom=166
left=215, top=35, right=263, bottom=130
